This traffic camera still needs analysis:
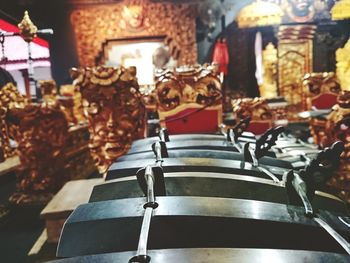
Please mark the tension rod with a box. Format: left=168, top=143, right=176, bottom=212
left=130, top=166, right=158, bottom=263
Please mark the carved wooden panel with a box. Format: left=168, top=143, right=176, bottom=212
left=278, top=39, right=313, bottom=106
left=70, top=1, right=197, bottom=66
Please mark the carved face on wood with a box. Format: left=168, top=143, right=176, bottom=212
left=155, top=65, right=222, bottom=112
left=71, top=66, right=146, bottom=175
left=232, top=97, right=272, bottom=121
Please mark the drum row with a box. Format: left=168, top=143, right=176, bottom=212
left=51, top=127, right=350, bottom=262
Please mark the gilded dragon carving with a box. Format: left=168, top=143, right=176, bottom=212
left=231, top=97, right=273, bottom=123
left=71, top=66, right=146, bottom=175
left=155, top=64, right=222, bottom=112
left=70, top=0, right=197, bottom=66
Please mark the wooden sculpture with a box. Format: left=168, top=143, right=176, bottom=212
left=0, top=82, right=28, bottom=160
left=71, top=66, right=146, bottom=175
left=60, top=84, right=86, bottom=124
left=155, top=64, right=222, bottom=134
left=39, top=79, right=57, bottom=105
left=231, top=97, right=273, bottom=135
left=326, top=91, right=350, bottom=203
left=302, top=72, right=341, bottom=146
left=302, top=72, right=341, bottom=110
left=7, top=103, right=69, bottom=204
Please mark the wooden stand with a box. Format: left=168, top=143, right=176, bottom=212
left=29, top=178, right=103, bottom=261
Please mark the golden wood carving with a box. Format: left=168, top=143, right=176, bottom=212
left=237, top=0, right=283, bottom=28
left=155, top=64, right=222, bottom=112
left=39, top=80, right=58, bottom=105
left=277, top=25, right=314, bottom=113
left=302, top=72, right=341, bottom=146
left=18, top=11, right=37, bottom=42
left=325, top=91, right=350, bottom=203
left=70, top=1, right=197, bottom=66
left=0, top=82, right=28, bottom=159
left=6, top=103, right=69, bottom=204
left=260, top=43, right=278, bottom=98
left=331, top=0, right=350, bottom=21
left=0, top=82, right=28, bottom=110
left=71, top=66, right=146, bottom=175
left=231, top=97, right=273, bottom=123
left=0, top=106, right=9, bottom=162
left=336, top=38, right=350, bottom=91
left=60, top=84, right=86, bottom=123
left=302, top=72, right=341, bottom=110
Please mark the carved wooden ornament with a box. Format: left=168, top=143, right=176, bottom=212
left=7, top=103, right=69, bottom=204
left=71, top=66, right=146, bottom=175
left=70, top=0, right=197, bottom=66
left=155, top=64, right=222, bottom=112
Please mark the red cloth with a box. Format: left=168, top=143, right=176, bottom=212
left=165, top=108, right=219, bottom=134
left=312, top=93, right=338, bottom=110
left=212, top=39, right=229, bottom=75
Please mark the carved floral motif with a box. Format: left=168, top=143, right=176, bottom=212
left=155, top=64, right=222, bottom=112
left=71, top=66, right=146, bottom=175
left=0, top=82, right=28, bottom=159
left=231, top=97, right=273, bottom=122
left=7, top=103, right=69, bottom=204
left=70, top=1, right=197, bottom=66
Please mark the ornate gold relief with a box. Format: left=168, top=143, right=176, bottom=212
left=71, top=66, right=146, bottom=175
left=303, top=72, right=341, bottom=146
left=327, top=91, right=350, bottom=157
left=278, top=25, right=314, bottom=109
left=231, top=97, right=273, bottom=122
left=326, top=91, right=350, bottom=202
left=0, top=82, right=28, bottom=110
left=237, top=0, right=283, bottom=28
left=7, top=103, right=69, bottom=204
left=60, top=84, right=86, bottom=123
left=39, top=80, right=58, bottom=105
left=331, top=0, right=350, bottom=21
left=0, top=106, right=11, bottom=162
left=302, top=72, right=341, bottom=110
left=336, top=38, right=350, bottom=91
left=155, top=64, right=222, bottom=112
left=70, top=1, right=197, bottom=66
left=0, top=82, right=28, bottom=159
left=260, top=43, right=278, bottom=98
left=18, top=11, right=37, bottom=42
